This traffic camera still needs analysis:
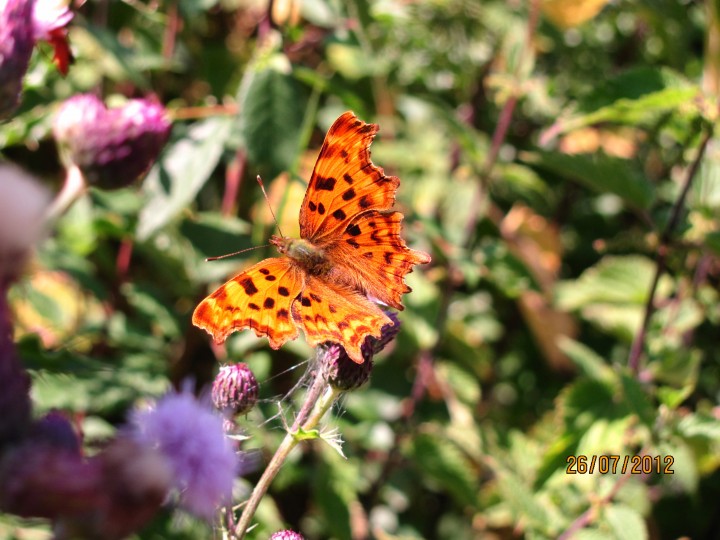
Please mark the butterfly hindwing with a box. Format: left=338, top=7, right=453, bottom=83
left=192, top=258, right=304, bottom=349
left=299, top=112, right=400, bottom=242
left=292, top=275, right=391, bottom=363
left=326, top=211, right=431, bottom=310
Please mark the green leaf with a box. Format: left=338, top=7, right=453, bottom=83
left=522, top=151, right=653, bottom=209
left=579, top=67, right=693, bottom=113
left=619, top=374, right=656, bottom=428
left=604, top=504, right=648, bottom=540
left=557, top=337, right=616, bottom=383
left=238, top=57, right=306, bottom=181
left=556, top=256, right=670, bottom=340
left=548, top=67, right=698, bottom=137
left=408, top=432, right=479, bottom=508
left=494, top=467, right=551, bottom=531
left=137, top=116, right=233, bottom=240
left=313, top=448, right=358, bottom=540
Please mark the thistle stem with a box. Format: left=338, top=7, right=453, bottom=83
left=234, top=368, right=341, bottom=538
left=45, top=165, right=86, bottom=224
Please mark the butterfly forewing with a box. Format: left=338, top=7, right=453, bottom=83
left=192, top=258, right=304, bottom=349
left=326, top=211, right=431, bottom=310
left=299, top=112, right=400, bottom=242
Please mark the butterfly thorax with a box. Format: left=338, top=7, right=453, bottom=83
left=270, top=235, right=332, bottom=276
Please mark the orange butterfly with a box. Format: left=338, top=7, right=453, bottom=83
left=192, top=112, right=431, bottom=363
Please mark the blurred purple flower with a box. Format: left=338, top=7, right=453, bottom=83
left=0, top=0, right=35, bottom=119
left=0, top=163, right=50, bottom=281
left=0, top=0, right=73, bottom=118
left=320, top=311, right=401, bottom=390
left=270, top=530, right=305, bottom=540
left=31, top=0, right=72, bottom=41
left=212, top=363, right=260, bottom=416
left=129, top=390, right=237, bottom=519
left=0, top=163, right=48, bottom=448
left=53, top=94, right=171, bottom=190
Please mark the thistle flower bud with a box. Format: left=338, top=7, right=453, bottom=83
left=320, top=311, right=401, bottom=391
left=212, top=363, right=260, bottom=416
left=270, top=530, right=305, bottom=540
left=53, top=94, right=171, bottom=190
left=0, top=0, right=35, bottom=119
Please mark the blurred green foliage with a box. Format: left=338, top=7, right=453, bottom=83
left=3, top=0, right=720, bottom=539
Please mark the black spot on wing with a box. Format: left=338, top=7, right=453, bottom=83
left=264, top=297, right=275, bottom=309
left=308, top=201, right=317, bottom=212
left=278, top=287, right=290, bottom=297
left=316, top=176, right=337, bottom=191
left=342, top=188, right=356, bottom=201
left=346, top=224, right=361, bottom=236
left=343, top=173, right=353, bottom=185
left=358, top=195, right=371, bottom=208
left=333, top=209, right=346, bottom=221
left=318, top=203, right=326, bottom=215
left=240, top=277, right=258, bottom=296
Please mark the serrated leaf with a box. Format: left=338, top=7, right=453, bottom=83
left=408, top=432, right=479, bottom=508
left=137, top=116, right=233, bottom=240
left=604, top=504, right=648, bottom=540
left=546, top=67, right=698, bottom=139
left=619, top=374, right=655, bottom=428
left=558, top=337, right=616, bottom=383
left=238, top=61, right=306, bottom=181
left=494, top=467, right=551, bottom=530
left=522, top=151, right=653, bottom=209
left=556, top=256, right=666, bottom=310
left=656, top=440, right=699, bottom=493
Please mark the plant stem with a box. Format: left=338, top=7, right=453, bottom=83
left=628, top=128, right=713, bottom=373
left=234, top=367, right=340, bottom=538
left=45, top=165, right=86, bottom=224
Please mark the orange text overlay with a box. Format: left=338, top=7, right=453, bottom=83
left=566, top=455, right=675, bottom=475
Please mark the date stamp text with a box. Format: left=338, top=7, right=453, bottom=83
left=566, top=455, right=674, bottom=475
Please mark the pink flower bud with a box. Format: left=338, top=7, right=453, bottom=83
left=212, top=363, right=260, bottom=416
left=319, top=311, right=401, bottom=390
left=53, top=94, right=171, bottom=190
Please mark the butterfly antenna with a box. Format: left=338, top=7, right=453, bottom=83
left=256, top=175, right=285, bottom=238
left=206, top=245, right=269, bottom=262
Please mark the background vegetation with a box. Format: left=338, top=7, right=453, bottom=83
left=2, top=0, right=720, bottom=538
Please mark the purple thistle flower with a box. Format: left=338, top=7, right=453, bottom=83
left=31, top=0, right=72, bottom=41
left=212, top=363, right=260, bottom=416
left=128, top=389, right=237, bottom=519
left=320, top=311, right=401, bottom=391
left=0, top=0, right=35, bottom=119
left=53, top=94, right=171, bottom=190
left=270, top=530, right=305, bottom=540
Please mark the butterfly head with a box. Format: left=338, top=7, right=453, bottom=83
left=270, top=235, right=331, bottom=276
